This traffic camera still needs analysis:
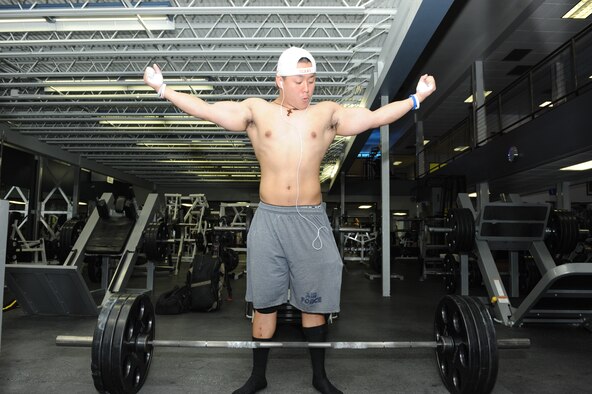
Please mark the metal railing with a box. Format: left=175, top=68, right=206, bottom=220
left=418, top=23, right=592, bottom=177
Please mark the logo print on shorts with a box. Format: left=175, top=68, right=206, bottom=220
left=301, top=292, right=322, bottom=305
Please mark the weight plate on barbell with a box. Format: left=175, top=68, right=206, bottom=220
left=91, top=294, right=155, bottom=394
left=462, top=296, right=498, bottom=394
left=110, top=294, right=155, bottom=394
left=434, top=295, right=483, bottom=394
left=92, top=294, right=130, bottom=393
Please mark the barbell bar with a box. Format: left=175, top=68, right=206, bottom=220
left=56, top=293, right=531, bottom=394
left=56, top=335, right=530, bottom=351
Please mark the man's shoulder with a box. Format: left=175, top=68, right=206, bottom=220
left=243, top=97, right=268, bottom=106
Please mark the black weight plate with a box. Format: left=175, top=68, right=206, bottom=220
left=461, top=209, right=475, bottom=252
left=566, top=213, right=579, bottom=254
left=110, top=294, right=155, bottom=394
left=455, top=209, right=468, bottom=252
left=464, top=296, right=498, bottom=394
left=446, top=210, right=459, bottom=252
left=92, top=294, right=131, bottom=393
left=434, top=295, right=480, bottom=394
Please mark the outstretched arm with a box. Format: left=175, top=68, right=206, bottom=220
left=334, top=74, right=436, bottom=136
left=143, top=64, right=252, bottom=132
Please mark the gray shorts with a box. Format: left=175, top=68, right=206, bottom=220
left=246, top=201, right=343, bottom=314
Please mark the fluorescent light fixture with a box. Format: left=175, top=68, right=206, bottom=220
left=454, top=146, right=469, bottom=152
left=464, top=91, right=493, bottom=103
left=392, top=161, right=403, bottom=166
left=46, top=79, right=212, bottom=93
left=100, top=117, right=215, bottom=126
left=1, top=18, right=45, bottom=23
left=358, top=205, right=372, bottom=209
left=139, top=141, right=246, bottom=147
left=54, top=16, right=168, bottom=22
left=560, top=160, right=592, bottom=171
left=0, top=15, right=174, bottom=32
left=539, top=101, right=553, bottom=108
left=423, top=140, right=430, bottom=146
left=392, top=212, right=407, bottom=216
left=468, top=192, right=477, bottom=198
left=78, top=201, right=88, bottom=206
left=158, top=159, right=259, bottom=164
left=8, top=200, right=26, bottom=205
left=562, top=0, right=592, bottom=19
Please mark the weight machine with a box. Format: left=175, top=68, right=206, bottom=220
left=454, top=192, right=592, bottom=326
left=4, top=193, right=163, bottom=316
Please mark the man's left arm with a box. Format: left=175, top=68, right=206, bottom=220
left=334, top=74, right=436, bottom=136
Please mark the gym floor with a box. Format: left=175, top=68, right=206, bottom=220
left=1, top=259, right=591, bottom=394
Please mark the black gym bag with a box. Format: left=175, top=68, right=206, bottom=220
left=155, top=284, right=192, bottom=315
left=187, top=253, right=226, bottom=312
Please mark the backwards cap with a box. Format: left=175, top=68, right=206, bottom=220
left=276, top=47, right=316, bottom=76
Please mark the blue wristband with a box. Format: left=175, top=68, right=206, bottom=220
left=409, top=94, right=419, bottom=110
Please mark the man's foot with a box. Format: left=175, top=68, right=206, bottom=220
left=232, top=374, right=267, bottom=394
left=313, top=376, right=343, bottom=394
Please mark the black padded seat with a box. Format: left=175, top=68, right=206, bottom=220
left=86, top=217, right=135, bottom=255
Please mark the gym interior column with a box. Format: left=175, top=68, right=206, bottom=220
left=380, top=94, right=390, bottom=297
left=415, top=115, right=425, bottom=177
left=556, top=181, right=571, bottom=211
left=0, top=200, right=7, bottom=351
left=72, top=165, right=80, bottom=218
left=32, top=156, right=44, bottom=244
left=472, top=61, right=487, bottom=145
left=340, top=171, right=345, bottom=257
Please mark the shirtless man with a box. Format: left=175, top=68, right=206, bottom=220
left=144, top=47, right=436, bottom=394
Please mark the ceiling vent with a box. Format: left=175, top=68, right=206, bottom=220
left=503, top=49, right=532, bottom=61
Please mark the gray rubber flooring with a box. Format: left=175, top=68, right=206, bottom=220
left=1, top=259, right=591, bottom=393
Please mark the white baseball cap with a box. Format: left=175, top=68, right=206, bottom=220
left=276, top=47, right=316, bottom=76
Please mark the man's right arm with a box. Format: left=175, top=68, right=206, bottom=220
left=144, top=65, right=252, bottom=132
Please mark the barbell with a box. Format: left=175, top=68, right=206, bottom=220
left=55, top=293, right=530, bottom=394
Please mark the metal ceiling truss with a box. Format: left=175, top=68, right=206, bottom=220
left=0, top=0, right=405, bottom=188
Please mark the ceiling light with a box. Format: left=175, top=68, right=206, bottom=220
left=158, top=159, right=259, bottom=164
left=464, top=91, right=493, bottom=103
left=562, top=0, right=592, bottom=19
left=468, top=192, right=477, bottom=198
left=392, top=212, right=407, bottom=216
left=0, top=15, right=173, bottom=32
left=423, top=140, right=430, bottom=146
left=78, top=201, right=88, bottom=206
left=358, top=205, right=372, bottom=209
left=539, top=101, right=553, bottom=108
left=560, top=160, right=592, bottom=171
left=99, top=118, right=215, bottom=126
left=392, top=161, right=403, bottom=166
left=454, top=146, right=469, bottom=152
left=53, top=16, right=168, bottom=22
left=45, top=83, right=212, bottom=93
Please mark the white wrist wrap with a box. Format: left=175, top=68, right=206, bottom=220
left=158, top=83, right=167, bottom=99
left=416, top=80, right=431, bottom=94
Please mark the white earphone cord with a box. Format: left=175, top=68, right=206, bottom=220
left=279, top=94, right=326, bottom=250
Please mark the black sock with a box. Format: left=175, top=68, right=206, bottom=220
left=232, top=337, right=270, bottom=394
left=303, top=324, right=343, bottom=394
